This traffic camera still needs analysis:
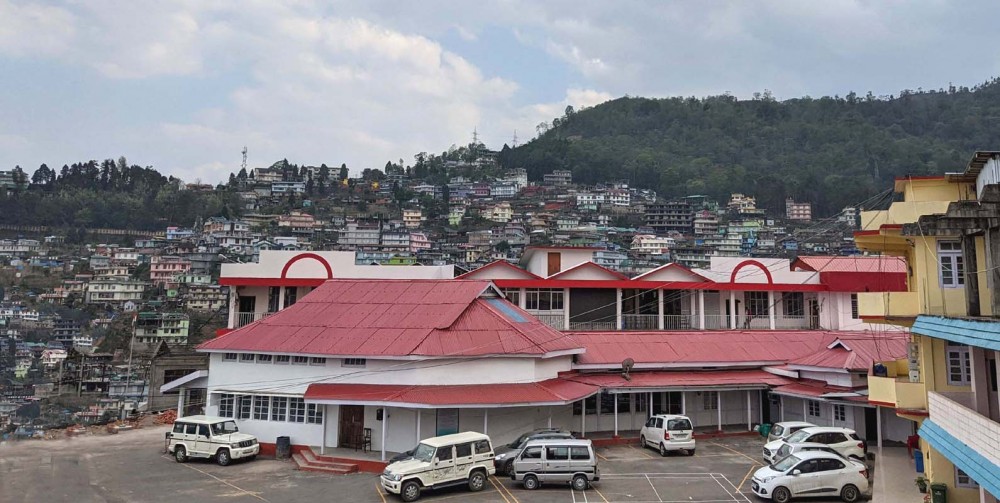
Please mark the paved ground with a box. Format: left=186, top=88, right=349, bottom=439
left=0, top=425, right=917, bottom=503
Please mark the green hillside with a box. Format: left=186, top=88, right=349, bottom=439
left=501, top=79, right=1000, bottom=216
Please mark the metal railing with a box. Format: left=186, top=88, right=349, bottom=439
left=531, top=313, right=565, bottom=330
left=236, top=311, right=275, bottom=328
left=621, top=314, right=659, bottom=330
left=568, top=320, right=618, bottom=331
left=662, top=315, right=694, bottom=330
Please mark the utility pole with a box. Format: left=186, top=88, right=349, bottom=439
left=121, top=315, right=137, bottom=420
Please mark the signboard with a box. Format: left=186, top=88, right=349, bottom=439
left=436, top=408, right=459, bottom=436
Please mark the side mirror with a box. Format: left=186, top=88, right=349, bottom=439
left=433, top=457, right=440, bottom=465
left=792, top=469, right=802, bottom=476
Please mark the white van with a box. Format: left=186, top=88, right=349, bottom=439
left=380, top=432, right=495, bottom=502
left=167, top=415, right=259, bottom=466
left=511, top=438, right=600, bottom=491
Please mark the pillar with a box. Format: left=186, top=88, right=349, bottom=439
left=277, top=287, right=286, bottom=313
left=989, top=228, right=1000, bottom=315
left=729, top=291, right=737, bottom=329
left=648, top=392, right=653, bottom=418
left=780, top=395, right=785, bottom=422
left=518, top=288, right=526, bottom=309
left=581, top=401, right=586, bottom=438
left=563, top=288, right=570, bottom=330
left=616, top=289, right=623, bottom=330
left=613, top=394, right=619, bottom=437
left=717, top=392, right=723, bottom=432
left=759, top=390, right=764, bottom=425
left=802, top=400, right=808, bottom=420
left=689, top=291, right=697, bottom=329
left=681, top=393, right=686, bottom=415
left=416, top=409, right=421, bottom=444
left=768, top=291, right=776, bottom=330
left=747, top=391, right=752, bottom=430
left=483, top=409, right=489, bottom=435
left=176, top=386, right=186, bottom=418
left=658, top=289, right=665, bottom=330
left=876, top=406, right=883, bottom=458
left=321, top=405, right=327, bottom=455
left=227, top=288, right=239, bottom=328
left=381, top=407, right=388, bottom=461
left=548, top=410, right=552, bottom=428
left=970, top=346, right=991, bottom=415
left=698, top=290, right=706, bottom=329
left=962, top=233, right=981, bottom=317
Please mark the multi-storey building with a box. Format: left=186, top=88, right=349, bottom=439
left=52, top=318, right=91, bottom=349
left=693, top=210, right=720, bottom=236
left=727, top=193, right=757, bottom=213
left=409, top=232, right=432, bottom=253
left=859, top=153, right=1000, bottom=502
left=487, top=203, right=513, bottom=223
left=186, top=285, right=228, bottom=312
left=271, top=181, right=306, bottom=194
left=543, top=169, right=573, bottom=186
left=785, top=198, right=813, bottom=221
left=85, top=278, right=146, bottom=307
left=338, top=222, right=381, bottom=247
left=134, top=312, right=190, bottom=345
left=631, top=235, right=674, bottom=256
left=490, top=182, right=518, bottom=199
left=504, top=168, right=528, bottom=189
left=150, top=255, right=192, bottom=289
left=646, top=200, right=694, bottom=234
left=380, top=231, right=411, bottom=250
left=607, top=189, right=630, bottom=206
left=575, top=192, right=605, bottom=211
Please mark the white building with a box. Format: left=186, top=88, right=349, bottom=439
left=631, top=235, right=674, bottom=256
left=85, top=278, right=147, bottom=306
left=575, top=192, right=605, bottom=211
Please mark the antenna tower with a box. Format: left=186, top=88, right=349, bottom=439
left=241, top=146, right=248, bottom=172
left=512, top=130, right=518, bottom=147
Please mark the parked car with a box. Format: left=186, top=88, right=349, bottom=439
left=389, top=447, right=416, bottom=464
left=767, top=421, right=816, bottom=442
left=380, top=432, right=495, bottom=502
left=639, top=414, right=695, bottom=456
left=167, top=415, right=259, bottom=466
left=751, top=451, right=869, bottom=502
left=510, top=439, right=599, bottom=491
left=763, top=426, right=866, bottom=463
left=773, top=442, right=848, bottom=461
left=493, top=428, right=574, bottom=475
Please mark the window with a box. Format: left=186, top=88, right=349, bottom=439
left=237, top=396, right=252, bottom=419
left=253, top=396, right=269, bottom=420
left=223, top=353, right=237, bottom=361
left=600, top=393, right=616, bottom=414
left=306, top=404, right=323, bottom=424
left=239, top=353, right=254, bottom=362
left=455, top=443, right=473, bottom=458
left=833, top=404, right=846, bottom=422
left=271, top=397, right=288, bottom=421
left=501, top=288, right=520, bottom=307
left=783, top=292, right=804, bottom=317
left=525, top=288, right=564, bottom=311
left=667, top=418, right=692, bottom=431
left=938, top=241, right=965, bottom=288
left=292, top=356, right=309, bottom=365
left=275, top=355, right=290, bottom=364
left=436, top=446, right=454, bottom=461
left=474, top=440, right=492, bottom=454
left=219, top=394, right=234, bottom=418
left=283, top=287, right=298, bottom=308
left=947, top=342, right=971, bottom=385
left=956, top=467, right=979, bottom=488
left=256, top=354, right=272, bottom=364
left=546, top=447, right=569, bottom=460
left=703, top=391, right=719, bottom=410
left=173, top=422, right=188, bottom=434
left=746, top=291, right=769, bottom=317
left=634, top=393, right=647, bottom=413
left=807, top=400, right=822, bottom=417
left=570, top=447, right=590, bottom=460
left=310, top=357, right=326, bottom=366
left=818, top=458, right=845, bottom=471
left=288, top=398, right=306, bottom=423
left=343, top=358, right=367, bottom=367
left=796, top=459, right=820, bottom=474
left=616, top=393, right=631, bottom=413
left=573, top=395, right=598, bottom=415
left=850, top=294, right=859, bottom=319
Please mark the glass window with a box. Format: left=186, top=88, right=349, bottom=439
left=546, top=447, right=569, bottom=460
left=239, top=353, right=254, bottom=362
left=310, top=357, right=326, bottom=366
left=271, top=397, right=288, bottom=421
left=455, top=443, right=473, bottom=458
left=616, top=393, right=631, bottom=413
left=306, top=404, right=323, bottom=424
left=796, top=459, right=820, bottom=474
left=525, top=289, right=564, bottom=311
left=521, top=447, right=542, bottom=460
left=292, top=356, right=309, bottom=365
left=783, top=292, right=804, bottom=317
left=253, top=396, right=269, bottom=420
left=237, top=396, right=252, bottom=419
left=818, top=458, right=845, bottom=471
left=947, top=343, right=971, bottom=385
left=771, top=424, right=785, bottom=437
left=634, top=393, right=647, bottom=413
left=173, top=422, right=188, bottom=434
left=185, top=424, right=198, bottom=435
left=288, top=398, right=306, bottom=423
left=600, top=393, right=616, bottom=414
left=570, top=447, right=590, bottom=460
left=256, top=354, right=272, bottom=364
left=197, top=424, right=210, bottom=437
left=808, top=400, right=822, bottom=417
left=834, top=404, right=846, bottom=422
left=501, top=288, right=520, bottom=306
left=938, top=241, right=965, bottom=288
left=667, top=418, right=692, bottom=431
left=655, top=418, right=664, bottom=428
left=956, top=467, right=979, bottom=488
left=746, top=291, right=769, bottom=317
left=474, top=440, right=492, bottom=454
left=436, top=446, right=454, bottom=461
left=703, top=391, right=719, bottom=410
left=850, top=294, right=859, bottom=319
left=219, top=394, right=234, bottom=418
left=223, top=353, right=237, bottom=361
left=645, top=417, right=656, bottom=428
left=283, top=287, right=297, bottom=308
left=343, top=358, right=367, bottom=367
left=275, top=355, right=290, bottom=364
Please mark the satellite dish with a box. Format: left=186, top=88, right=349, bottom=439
left=621, top=357, right=634, bottom=381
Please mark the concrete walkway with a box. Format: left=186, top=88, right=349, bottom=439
left=873, top=446, right=923, bottom=503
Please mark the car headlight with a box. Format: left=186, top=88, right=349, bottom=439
left=495, top=453, right=506, bottom=460
left=389, top=473, right=402, bottom=481
left=230, top=443, right=241, bottom=448
left=760, top=476, right=777, bottom=483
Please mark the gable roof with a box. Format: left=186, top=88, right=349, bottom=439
left=198, top=279, right=582, bottom=358
left=632, top=262, right=712, bottom=282
left=791, top=255, right=908, bottom=292
left=792, top=256, right=906, bottom=273
left=788, top=334, right=910, bottom=371
left=455, top=260, right=541, bottom=280
left=547, top=261, right=629, bottom=280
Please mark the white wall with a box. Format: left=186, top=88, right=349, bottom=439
left=525, top=249, right=594, bottom=277
left=221, top=250, right=453, bottom=280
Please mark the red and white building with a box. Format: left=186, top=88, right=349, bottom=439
left=150, top=255, right=192, bottom=289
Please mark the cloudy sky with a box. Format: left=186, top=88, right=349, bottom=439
left=2, top=1, right=999, bottom=182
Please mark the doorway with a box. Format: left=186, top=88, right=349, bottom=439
left=864, top=408, right=878, bottom=442
left=338, top=405, right=365, bottom=448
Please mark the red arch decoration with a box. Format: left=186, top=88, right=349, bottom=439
left=729, top=260, right=773, bottom=284
left=280, top=253, right=333, bottom=280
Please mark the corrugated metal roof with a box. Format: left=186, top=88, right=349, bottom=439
left=919, top=419, right=1000, bottom=498
left=788, top=334, right=909, bottom=371
left=199, top=279, right=582, bottom=358
left=794, top=256, right=906, bottom=273
left=913, top=315, right=1000, bottom=351
left=303, top=377, right=599, bottom=407
left=568, top=369, right=790, bottom=389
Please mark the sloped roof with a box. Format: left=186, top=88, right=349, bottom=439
left=568, top=369, right=790, bottom=389
left=198, top=279, right=582, bottom=358
left=304, top=377, right=599, bottom=407
left=632, top=263, right=712, bottom=282
left=788, top=334, right=910, bottom=371
left=793, top=256, right=906, bottom=273
left=547, top=261, right=630, bottom=280
left=791, top=256, right=908, bottom=292
left=455, top=260, right=541, bottom=280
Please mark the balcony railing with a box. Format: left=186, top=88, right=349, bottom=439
left=621, top=314, right=658, bottom=331
left=662, top=315, right=694, bottom=330
left=928, top=391, right=1000, bottom=468
left=568, top=321, right=617, bottom=331
left=236, top=311, right=275, bottom=328
left=532, top=313, right=565, bottom=330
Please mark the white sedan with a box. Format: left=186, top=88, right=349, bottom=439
left=751, top=451, right=869, bottom=503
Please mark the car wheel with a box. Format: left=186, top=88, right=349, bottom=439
left=468, top=471, right=486, bottom=492
left=523, top=474, right=539, bottom=490
left=841, top=484, right=861, bottom=503
left=401, top=480, right=421, bottom=502
left=216, top=449, right=231, bottom=466
left=687, top=449, right=696, bottom=456
left=772, top=486, right=791, bottom=503
left=174, top=445, right=187, bottom=463
left=640, top=435, right=646, bottom=449
left=504, top=460, right=514, bottom=476
left=659, top=443, right=668, bottom=457
left=572, top=475, right=588, bottom=491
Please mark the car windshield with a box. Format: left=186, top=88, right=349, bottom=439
left=786, top=430, right=811, bottom=443
left=509, top=433, right=531, bottom=448
left=412, top=443, right=435, bottom=463
left=772, top=455, right=801, bottom=471
left=210, top=421, right=239, bottom=435
left=771, top=425, right=785, bottom=436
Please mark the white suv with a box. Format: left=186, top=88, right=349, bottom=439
left=752, top=451, right=869, bottom=502
left=381, top=432, right=495, bottom=502
left=639, top=414, right=695, bottom=456
left=763, top=426, right=866, bottom=463
left=168, top=415, right=259, bottom=466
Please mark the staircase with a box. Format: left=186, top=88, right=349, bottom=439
left=291, top=447, right=360, bottom=475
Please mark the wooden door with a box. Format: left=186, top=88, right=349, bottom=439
left=547, top=252, right=561, bottom=276
left=339, top=405, right=365, bottom=448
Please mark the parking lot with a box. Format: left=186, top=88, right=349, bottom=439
left=0, top=425, right=865, bottom=503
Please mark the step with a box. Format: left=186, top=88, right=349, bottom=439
left=291, top=453, right=358, bottom=475
left=300, top=448, right=361, bottom=471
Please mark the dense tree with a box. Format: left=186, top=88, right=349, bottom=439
left=339, top=163, right=349, bottom=181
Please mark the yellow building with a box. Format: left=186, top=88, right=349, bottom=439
left=860, top=153, right=1000, bottom=503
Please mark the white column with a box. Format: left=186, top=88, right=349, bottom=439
left=563, top=288, right=570, bottom=330
left=519, top=288, right=526, bottom=309
left=876, top=406, right=883, bottom=458
left=681, top=393, right=687, bottom=415
left=176, top=386, right=185, bottom=418
left=747, top=391, right=752, bottom=430
left=277, top=287, right=286, bottom=312
left=321, top=405, right=327, bottom=455
left=689, top=291, right=697, bottom=329
left=658, top=289, right=665, bottom=330
left=548, top=410, right=552, bottom=428
left=768, top=291, right=776, bottom=330
left=616, top=289, right=623, bottom=330
left=227, top=288, right=239, bottom=328
left=717, top=392, right=723, bottom=431
left=970, top=347, right=990, bottom=415
left=802, top=400, right=808, bottom=420
left=416, top=409, right=421, bottom=444
left=648, top=392, right=653, bottom=417
left=483, top=409, right=488, bottom=434
left=698, top=290, right=706, bottom=329
left=381, top=407, right=388, bottom=461
left=780, top=395, right=785, bottom=422
left=614, top=394, right=619, bottom=437
left=759, top=390, right=764, bottom=425
left=729, top=291, right=737, bottom=329
left=581, top=401, right=586, bottom=437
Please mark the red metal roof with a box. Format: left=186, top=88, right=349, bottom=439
left=793, top=256, right=906, bottom=274
left=788, top=334, right=909, bottom=371
left=791, top=256, right=907, bottom=292
left=770, top=381, right=868, bottom=402
left=304, top=377, right=598, bottom=407
left=632, top=263, right=713, bottom=282
left=567, top=369, right=791, bottom=389
left=199, top=279, right=582, bottom=358
left=570, top=330, right=845, bottom=367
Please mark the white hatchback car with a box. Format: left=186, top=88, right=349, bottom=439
left=767, top=421, right=816, bottom=443
left=752, top=451, right=869, bottom=503
left=763, top=426, right=866, bottom=463
left=639, top=414, right=695, bottom=456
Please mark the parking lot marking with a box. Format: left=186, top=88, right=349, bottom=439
left=592, top=486, right=611, bottom=503
left=735, top=465, right=757, bottom=493
left=374, top=483, right=387, bottom=503
left=709, top=473, right=739, bottom=502
left=596, top=451, right=609, bottom=461
left=706, top=442, right=759, bottom=465
left=173, top=460, right=270, bottom=502
left=643, top=474, right=663, bottom=503
left=627, top=445, right=655, bottom=459
left=490, top=475, right=517, bottom=503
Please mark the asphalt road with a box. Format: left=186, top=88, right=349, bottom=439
left=0, top=425, right=868, bottom=503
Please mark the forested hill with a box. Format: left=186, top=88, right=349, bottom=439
left=501, top=79, right=1000, bottom=216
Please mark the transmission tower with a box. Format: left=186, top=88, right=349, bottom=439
left=512, top=130, right=519, bottom=147
left=241, top=146, right=248, bottom=172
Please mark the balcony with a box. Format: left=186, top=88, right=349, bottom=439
left=858, top=291, right=920, bottom=320
left=621, top=314, right=659, bottom=330
left=531, top=313, right=565, bottom=330
left=236, top=311, right=275, bottom=328
left=867, top=375, right=927, bottom=412
left=927, top=391, right=1000, bottom=470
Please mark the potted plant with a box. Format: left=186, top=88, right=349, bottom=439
left=915, top=477, right=928, bottom=493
